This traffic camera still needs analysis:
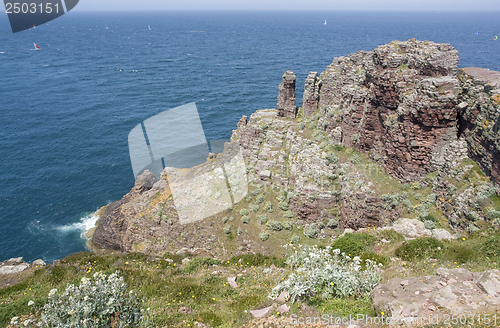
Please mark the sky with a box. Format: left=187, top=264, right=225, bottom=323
left=76, top=0, right=500, bottom=12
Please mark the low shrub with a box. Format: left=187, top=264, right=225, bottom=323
left=26, top=271, right=150, bottom=328
left=326, top=219, right=338, bottom=229
left=258, top=215, right=268, bottom=225
left=256, top=194, right=265, bottom=204
left=395, top=237, right=443, bottom=260
left=442, top=245, right=476, bottom=264
left=330, top=233, right=375, bottom=257
left=267, top=220, right=283, bottom=231
left=250, top=204, right=259, bottom=212
left=350, top=154, right=361, bottom=164
left=270, top=245, right=382, bottom=303
left=480, top=236, right=500, bottom=259
left=183, top=257, right=221, bottom=273
left=304, top=224, right=319, bottom=239
left=487, top=209, right=500, bottom=220
left=278, top=201, right=290, bottom=211
left=424, top=220, right=436, bottom=230
left=264, top=202, right=273, bottom=213
left=325, top=153, right=339, bottom=166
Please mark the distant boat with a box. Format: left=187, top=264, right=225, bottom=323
left=495, top=36, right=498, bottom=41
left=33, top=43, right=40, bottom=51
left=324, top=20, right=327, bottom=25
left=148, top=26, right=151, bottom=30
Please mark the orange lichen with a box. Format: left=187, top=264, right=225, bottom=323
left=491, top=94, right=500, bottom=105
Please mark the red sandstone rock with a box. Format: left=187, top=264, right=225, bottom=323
left=277, top=71, right=297, bottom=118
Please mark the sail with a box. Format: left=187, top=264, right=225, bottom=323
left=33, top=43, right=40, bottom=50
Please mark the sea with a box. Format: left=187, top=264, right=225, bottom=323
left=0, top=11, right=499, bottom=263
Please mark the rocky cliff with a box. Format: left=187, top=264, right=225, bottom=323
left=458, top=67, right=500, bottom=188
left=89, top=39, right=500, bottom=255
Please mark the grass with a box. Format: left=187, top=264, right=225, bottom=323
left=0, top=252, right=283, bottom=328
left=307, top=295, right=376, bottom=318
left=5, top=227, right=500, bottom=327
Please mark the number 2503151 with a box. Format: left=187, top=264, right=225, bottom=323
left=5, top=3, right=60, bottom=14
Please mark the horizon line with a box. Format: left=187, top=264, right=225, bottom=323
left=71, top=9, right=500, bottom=12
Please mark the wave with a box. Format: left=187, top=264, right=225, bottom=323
left=55, top=213, right=99, bottom=239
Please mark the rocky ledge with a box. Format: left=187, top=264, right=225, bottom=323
left=373, top=267, right=500, bottom=324
left=0, top=257, right=46, bottom=289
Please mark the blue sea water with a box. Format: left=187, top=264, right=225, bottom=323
left=0, top=11, right=499, bottom=263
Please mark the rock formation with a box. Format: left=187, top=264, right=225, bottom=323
left=302, top=71, right=321, bottom=117
left=457, top=67, right=500, bottom=190
left=90, top=39, right=500, bottom=255
left=317, top=39, right=461, bottom=181
left=277, top=70, right=297, bottom=118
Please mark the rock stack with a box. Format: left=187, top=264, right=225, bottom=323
left=302, top=71, right=321, bottom=117
left=277, top=71, right=296, bottom=118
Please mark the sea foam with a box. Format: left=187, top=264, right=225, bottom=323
left=56, top=213, right=99, bottom=238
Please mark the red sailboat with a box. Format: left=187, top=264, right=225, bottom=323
left=33, top=43, right=40, bottom=51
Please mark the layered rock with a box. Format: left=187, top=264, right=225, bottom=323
left=372, top=268, right=500, bottom=323
left=457, top=67, right=500, bottom=191
left=277, top=71, right=297, bottom=118
left=302, top=71, right=321, bottom=117
left=318, top=40, right=461, bottom=181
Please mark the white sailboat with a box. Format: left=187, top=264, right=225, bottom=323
left=324, top=20, right=327, bottom=25
left=33, top=43, right=40, bottom=51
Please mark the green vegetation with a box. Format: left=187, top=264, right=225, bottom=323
left=395, top=237, right=443, bottom=260
left=330, top=233, right=376, bottom=257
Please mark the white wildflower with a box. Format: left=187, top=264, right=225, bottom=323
left=10, top=316, right=19, bottom=325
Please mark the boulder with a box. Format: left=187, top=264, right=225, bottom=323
left=134, top=170, right=157, bottom=190
left=432, top=228, right=457, bottom=241
left=384, top=218, right=432, bottom=239
left=32, top=259, right=46, bottom=267
left=227, top=276, right=238, bottom=288
left=250, top=305, right=273, bottom=318
left=178, top=307, right=194, bottom=314
left=0, top=263, right=29, bottom=275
